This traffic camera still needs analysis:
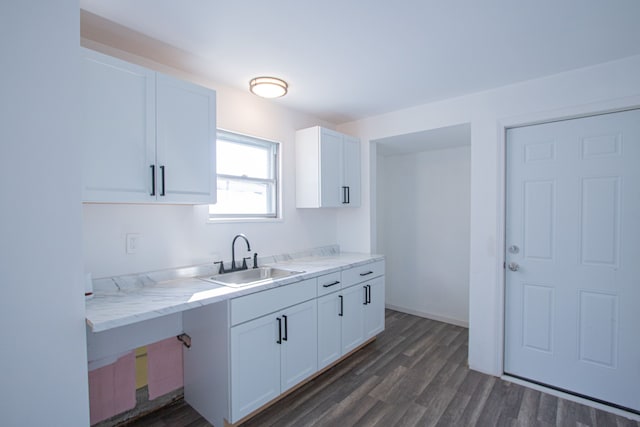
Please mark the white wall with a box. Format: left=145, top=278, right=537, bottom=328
left=379, top=146, right=470, bottom=326
left=0, top=1, right=90, bottom=425
left=80, top=40, right=340, bottom=278
left=338, top=54, right=640, bottom=376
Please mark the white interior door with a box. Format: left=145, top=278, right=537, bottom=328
left=505, top=109, right=640, bottom=412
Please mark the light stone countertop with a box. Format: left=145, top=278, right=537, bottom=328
left=86, top=246, right=384, bottom=333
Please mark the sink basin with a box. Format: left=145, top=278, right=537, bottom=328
left=201, top=267, right=304, bottom=288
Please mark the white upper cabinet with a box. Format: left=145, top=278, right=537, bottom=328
left=295, top=126, right=361, bottom=208
left=342, top=134, right=361, bottom=206
left=80, top=48, right=216, bottom=204
left=81, top=48, right=156, bottom=202
left=156, top=73, right=216, bottom=204
left=318, top=128, right=343, bottom=207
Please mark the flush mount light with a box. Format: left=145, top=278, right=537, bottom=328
left=249, top=76, right=288, bottom=98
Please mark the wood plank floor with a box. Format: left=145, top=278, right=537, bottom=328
left=124, top=310, right=639, bottom=427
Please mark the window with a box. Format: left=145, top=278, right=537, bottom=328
left=209, top=130, right=279, bottom=220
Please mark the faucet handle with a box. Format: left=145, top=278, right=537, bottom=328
left=214, top=261, right=225, bottom=274
left=242, top=257, right=251, bottom=270
left=253, top=253, right=258, bottom=269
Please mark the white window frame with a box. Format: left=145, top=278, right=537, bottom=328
left=208, top=129, right=281, bottom=222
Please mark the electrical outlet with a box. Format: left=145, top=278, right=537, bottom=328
left=126, top=233, right=141, bottom=254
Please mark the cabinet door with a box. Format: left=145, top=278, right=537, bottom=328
left=280, top=300, right=318, bottom=392
left=342, top=135, right=361, bottom=207
left=81, top=48, right=156, bottom=202
left=364, top=277, right=385, bottom=339
left=341, top=284, right=366, bottom=354
left=156, top=73, right=216, bottom=204
left=230, top=315, right=280, bottom=422
left=317, top=292, right=342, bottom=370
left=319, top=128, right=344, bottom=207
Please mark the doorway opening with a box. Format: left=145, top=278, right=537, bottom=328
left=373, top=123, right=471, bottom=328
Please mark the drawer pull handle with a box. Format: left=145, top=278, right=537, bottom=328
left=282, top=315, right=288, bottom=341
left=359, top=271, right=373, bottom=277
left=276, top=317, right=282, bottom=344
left=159, top=165, right=166, bottom=196
left=322, top=280, right=341, bottom=288
left=150, top=165, right=156, bottom=196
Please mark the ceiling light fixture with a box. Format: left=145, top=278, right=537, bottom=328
left=249, top=76, right=288, bottom=98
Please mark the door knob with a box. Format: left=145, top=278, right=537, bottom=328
left=508, top=262, right=519, bottom=272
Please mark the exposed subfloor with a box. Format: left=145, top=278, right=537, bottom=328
left=123, top=309, right=639, bottom=427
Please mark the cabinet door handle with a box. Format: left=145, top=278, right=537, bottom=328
left=322, top=280, right=341, bottom=288
left=282, top=315, right=288, bottom=341
left=150, top=165, right=156, bottom=196
left=346, top=186, right=350, bottom=204
left=339, top=295, right=343, bottom=317
left=363, top=286, right=368, bottom=305
left=359, top=271, right=373, bottom=277
left=159, top=165, right=166, bottom=196
left=342, top=186, right=348, bottom=204
left=276, top=317, right=282, bottom=344
left=366, top=284, right=371, bottom=304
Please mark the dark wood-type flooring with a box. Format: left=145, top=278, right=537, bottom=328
left=124, top=310, right=639, bottom=427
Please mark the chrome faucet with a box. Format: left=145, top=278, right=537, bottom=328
left=231, top=234, right=251, bottom=271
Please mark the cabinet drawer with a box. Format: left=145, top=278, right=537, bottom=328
left=341, top=260, right=385, bottom=288
left=230, top=278, right=316, bottom=326
left=316, top=272, right=342, bottom=297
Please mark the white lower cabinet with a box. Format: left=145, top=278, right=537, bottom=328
left=183, top=261, right=385, bottom=427
left=317, top=292, right=342, bottom=369
left=341, top=284, right=367, bottom=354
left=230, top=299, right=317, bottom=421
left=317, top=284, right=367, bottom=370
left=364, top=277, right=385, bottom=339
left=317, top=264, right=386, bottom=371
left=230, top=313, right=281, bottom=420
left=279, top=300, right=318, bottom=392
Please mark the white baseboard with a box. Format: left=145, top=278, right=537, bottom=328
left=385, top=304, right=469, bottom=328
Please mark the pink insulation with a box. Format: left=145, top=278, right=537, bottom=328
left=147, top=337, right=184, bottom=400
left=88, top=352, right=136, bottom=425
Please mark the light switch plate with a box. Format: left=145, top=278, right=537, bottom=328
left=126, top=233, right=140, bottom=254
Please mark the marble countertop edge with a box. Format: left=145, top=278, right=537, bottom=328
left=86, top=248, right=384, bottom=333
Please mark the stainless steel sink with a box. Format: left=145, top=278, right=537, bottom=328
left=201, top=267, right=304, bottom=288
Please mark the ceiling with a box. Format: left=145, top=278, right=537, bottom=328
left=375, top=124, right=471, bottom=157
left=80, top=1, right=640, bottom=124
